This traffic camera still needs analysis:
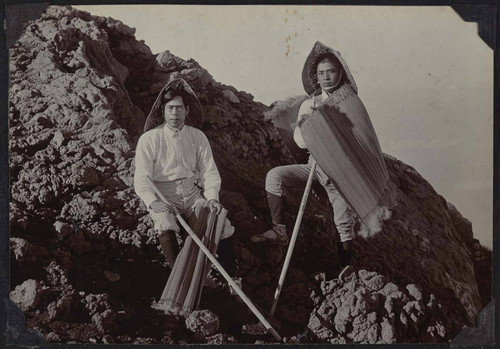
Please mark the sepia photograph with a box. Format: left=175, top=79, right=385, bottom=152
left=4, top=3, right=495, bottom=345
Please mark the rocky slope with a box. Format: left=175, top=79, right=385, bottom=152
left=7, top=6, right=491, bottom=345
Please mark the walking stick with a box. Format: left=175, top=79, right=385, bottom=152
left=269, top=160, right=317, bottom=317
left=145, top=177, right=282, bottom=342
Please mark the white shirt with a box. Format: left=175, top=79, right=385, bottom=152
left=134, top=123, right=221, bottom=207
left=293, top=89, right=330, bottom=149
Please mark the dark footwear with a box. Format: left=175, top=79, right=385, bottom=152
left=251, top=224, right=289, bottom=246
left=159, top=230, right=179, bottom=267
left=338, top=265, right=356, bottom=282
left=267, top=193, right=286, bottom=225
left=337, top=240, right=353, bottom=267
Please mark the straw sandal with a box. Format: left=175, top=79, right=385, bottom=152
left=251, top=224, right=289, bottom=246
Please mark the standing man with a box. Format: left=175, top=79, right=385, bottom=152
left=134, top=78, right=225, bottom=269
left=252, top=42, right=394, bottom=271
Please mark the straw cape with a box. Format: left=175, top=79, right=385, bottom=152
left=143, top=78, right=203, bottom=132
left=266, top=42, right=395, bottom=236
left=156, top=208, right=229, bottom=316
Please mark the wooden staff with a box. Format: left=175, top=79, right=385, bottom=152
left=145, top=177, right=282, bottom=342
left=270, top=160, right=317, bottom=317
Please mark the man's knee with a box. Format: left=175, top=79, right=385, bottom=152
left=158, top=229, right=177, bottom=240
left=265, top=167, right=285, bottom=196
left=338, top=226, right=355, bottom=242
left=151, top=211, right=179, bottom=232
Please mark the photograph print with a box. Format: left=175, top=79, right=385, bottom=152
left=5, top=3, right=494, bottom=345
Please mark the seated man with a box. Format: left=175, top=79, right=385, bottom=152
left=134, top=78, right=226, bottom=267
left=134, top=79, right=236, bottom=314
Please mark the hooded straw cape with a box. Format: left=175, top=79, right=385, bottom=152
left=143, top=78, right=203, bottom=132
left=267, top=42, right=395, bottom=236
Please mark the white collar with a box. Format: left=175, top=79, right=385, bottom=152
left=163, top=123, right=185, bottom=137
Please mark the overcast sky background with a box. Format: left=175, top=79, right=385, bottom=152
left=76, top=5, right=493, bottom=248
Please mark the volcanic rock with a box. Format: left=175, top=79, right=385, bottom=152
left=308, top=269, right=448, bottom=343
left=10, top=279, right=45, bottom=311
left=47, top=295, right=73, bottom=321
left=185, top=309, right=220, bottom=337
left=206, top=333, right=238, bottom=344
left=92, top=309, right=118, bottom=334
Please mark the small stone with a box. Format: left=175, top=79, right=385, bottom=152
left=358, top=269, right=378, bottom=281
left=363, top=275, right=386, bottom=291
left=222, top=90, right=240, bottom=104
left=92, top=309, right=118, bottom=334
left=380, top=282, right=399, bottom=296
left=185, top=309, right=219, bottom=336
left=51, top=131, right=67, bottom=147
left=46, top=332, right=60, bottom=342
left=104, top=271, right=120, bottom=282
left=10, top=279, right=44, bottom=311
left=380, top=317, right=396, bottom=343
left=206, top=333, right=238, bottom=344
left=54, top=221, right=73, bottom=239
left=406, top=284, right=423, bottom=301
left=47, top=295, right=73, bottom=321
left=10, top=238, right=29, bottom=264
left=102, top=335, right=115, bottom=344
left=400, top=312, right=408, bottom=326
left=330, top=336, right=347, bottom=344
left=366, top=324, right=379, bottom=343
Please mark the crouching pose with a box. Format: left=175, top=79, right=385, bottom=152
left=252, top=42, right=394, bottom=272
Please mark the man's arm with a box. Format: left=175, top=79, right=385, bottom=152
left=133, top=135, right=159, bottom=208
left=293, top=100, right=310, bottom=149
left=196, top=132, right=221, bottom=202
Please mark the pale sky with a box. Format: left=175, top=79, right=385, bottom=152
left=76, top=5, right=493, bottom=248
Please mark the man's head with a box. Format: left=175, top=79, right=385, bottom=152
left=162, top=91, right=189, bottom=129
left=143, top=79, right=203, bottom=133
left=316, top=55, right=343, bottom=93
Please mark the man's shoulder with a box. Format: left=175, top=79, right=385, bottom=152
left=184, top=126, right=208, bottom=139
left=299, top=94, right=316, bottom=110
left=138, top=125, right=163, bottom=143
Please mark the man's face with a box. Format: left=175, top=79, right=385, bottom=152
left=164, top=96, right=189, bottom=129
left=316, top=58, right=342, bottom=93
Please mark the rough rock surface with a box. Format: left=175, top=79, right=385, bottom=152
left=10, top=279, right=45, bottom=311
left=8, top=5, right=491, bottom=344
left=185, top=310, right=220, bottom=337
left=308, top=270, right=448, bottom=343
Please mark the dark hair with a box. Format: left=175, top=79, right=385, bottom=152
left=159, top=81, right=189, bottom=111
left=314, top=53, right=342, bottom=72
left=312, top=53, right=346, bottom=95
